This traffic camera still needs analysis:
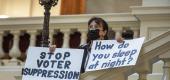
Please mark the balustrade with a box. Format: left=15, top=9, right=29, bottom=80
left=0, top=28, right=139, bottom=61
left=0, top=14, right=141, bottom=80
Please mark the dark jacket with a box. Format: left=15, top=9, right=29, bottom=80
left=78, top=44, right=91, bottom=73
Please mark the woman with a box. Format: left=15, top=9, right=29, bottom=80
left=50, top=17, right=123, bottom=73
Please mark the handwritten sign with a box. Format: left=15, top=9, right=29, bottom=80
left=86, top=37, right=145, bottom=71
left=22, top=47, right=84, bottom=80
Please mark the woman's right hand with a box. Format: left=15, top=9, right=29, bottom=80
left=49, top=45, right=56, bottom=53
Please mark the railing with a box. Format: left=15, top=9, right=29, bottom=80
left=0, top=13, right=140, bottom=80
left=0, top=13, right=169, bottom=80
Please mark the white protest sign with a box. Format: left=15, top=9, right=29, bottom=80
left=22, top=47, right=84, bottom=80
left=86, top=37, right=145, bottom=71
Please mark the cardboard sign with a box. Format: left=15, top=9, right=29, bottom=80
left=86, top=37, right=145, bottom=71
left=22, top=47, right=84, bottom=80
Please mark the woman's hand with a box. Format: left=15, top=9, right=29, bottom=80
left=49, top=45, right=56, bottom=53
left=115, top=36, right=124, bottom=43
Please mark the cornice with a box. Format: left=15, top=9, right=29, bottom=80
left=0, top=13, right=138, bottom=26
left=131, top=6, right=170, bottom=21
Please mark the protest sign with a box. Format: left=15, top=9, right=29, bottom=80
left=86, top=37, right=145, bottom=71
left=22, top=47, right=84, bottom=80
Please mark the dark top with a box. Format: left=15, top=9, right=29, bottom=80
left=78, top=44, right=91, bottom=73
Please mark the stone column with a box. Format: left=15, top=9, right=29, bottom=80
left=142, top=0, right=170, bottom=6
left=0, top=32, right=4, bottom=65
left=133, top=29, right=139, bottom=38
left=115, top=28, right=122, bottom=39
left=49, top=30, right=54, bottom=45
left=0, top=32, right=4, bottom=58
left=159, top=52, right=170, bottom=80
left=10, top=31, right=20, bottom=58
left=79, top=29, right=87, bottom=45
left=28, top=31, right=37, bottom=47
left=61, top=29, right=70, bottom=48
left=9, top=31, right=20, bottom=65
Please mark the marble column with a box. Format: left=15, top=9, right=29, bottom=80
left=79, top=29, right=87, bottom=45
left=161, top=60, right=170, bottom=80
left=49, top=30, right=54, bottom=45
left=0, top=32, right=4, bottom=65
left=10, top=31, right=20, bottom=58
left=159, top=52, right=170, bottom=80
left=115, top=29, right=122, bottom=39
left=0, top=32, right=4, bottom=58
left=133, top=29, right=139, bottom=38
left=142, top=0, right=170, bottom=6
left=28, top=31, right=37, bottom=47
left=61, top=29, right=70, bottom=48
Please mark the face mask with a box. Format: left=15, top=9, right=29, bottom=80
left=87, top=29, right=99, bottom=40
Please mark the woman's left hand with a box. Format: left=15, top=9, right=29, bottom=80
left=116, top=36, right=124, bottom=43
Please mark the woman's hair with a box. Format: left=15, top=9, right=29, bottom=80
left=88, top=17, right=108, bottom=39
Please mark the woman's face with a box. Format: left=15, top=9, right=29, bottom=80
left=88, top=21, right=107, bottom=40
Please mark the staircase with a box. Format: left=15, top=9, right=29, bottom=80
left=80, top=30, right=170, bottom=80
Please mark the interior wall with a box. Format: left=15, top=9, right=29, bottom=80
left=0, top=0, right=61, bottom=17
left=5, top=0, right=31, bottom=17
left=31, top=0, right=61, bottom=16
left=0, top=0, right=7, bottom=15
left=86, top=0, right=142, bottom=14
left=143, top=0, right=170, bottom=6
left=0, top=0, right=143, bottom=17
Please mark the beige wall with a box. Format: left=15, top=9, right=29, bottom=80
left=140, top=20, right=170, bottom=40
left=0, top=0, right=7, bottom=15
left=86, top=0, right=142, bottom=14
left=6, top=0, right=31, bottom=17
left=143, top=0, right=170, bottom=6
left=0, top=0, right=61, bottom=17
left=1, top=0, right=142, bottom=17
left=31, top=0, right=61, bottom=17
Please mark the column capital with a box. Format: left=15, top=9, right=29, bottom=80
left=112, top=27, right=122, bottom=31
left=60, top=29, right=70, bottom=33
left=49, top=30, right=54, bottom=33
left=11, top=30, right=20, bottom=34
left=78, top=29, right=88, bottom=32
left=27, top=30, right=37, bottom=34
